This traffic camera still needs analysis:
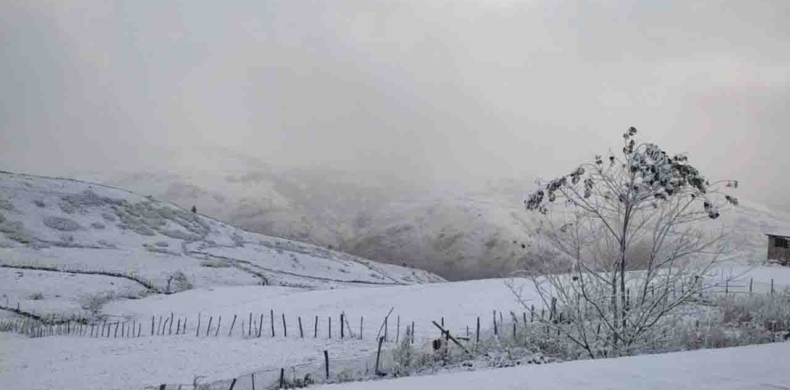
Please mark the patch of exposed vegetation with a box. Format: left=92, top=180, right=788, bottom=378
left=43, top=216, right=82, bottom=232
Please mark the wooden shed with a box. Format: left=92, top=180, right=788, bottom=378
left=767, top=233, right=790, bottom=265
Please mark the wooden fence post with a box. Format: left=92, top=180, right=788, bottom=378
left=281, top=314, right=287, bottom=337
left=228, top=315, right=237, bottom=337
left=771, top=279, right=775, bottom=295
left=251, top=373, right=256, bottom=390
left=270, top=310, right=275, bottom=337
left=228, top=378, right=237, bottom=390
left=249, top=313, right=253, bottom=337
left=359, top=316, right=363, bottom=340
left=176, top=319, right=181, bottom=335
left=279, top=368, right=285, bottom=389
left=314, top=316, right=318, bottom=338
left=375, top=336, right=384, bottom=376
left=340, top=313, right=344, bottom=339
left=476, top=317, right=480, bottom=343
left=196, top=313, right=201, bottom=337
left=749, top=278, right=753, bottom=295
left=206, top=317, right=213, bottom=337
left=396, top=316, right=400, bottom=343
left=324, top=350, right=330, bottom=381
left=328, top=316, right=332, bottom=339
left=215, top=316, right=222, bottom=337
left=258, top=314, right=263, bottom=338
left=493, top=310, right=498, bottom=336
left=411, top=321, right=415, bottom=344
left=169, top=313, right=174, bottom=335
left=299, top=317, right=304, bottom=339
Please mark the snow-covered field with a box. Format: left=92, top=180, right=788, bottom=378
left=318, top=341, right=790, bottom=390
left=2, top=266, right=790, bottom=390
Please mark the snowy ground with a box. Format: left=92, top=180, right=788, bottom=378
left=2, top=266, right=790, bottom=390
left=318, top=342, right=790, bottom=390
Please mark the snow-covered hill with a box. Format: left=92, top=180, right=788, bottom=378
left=0, top=171, right=443, bottom=319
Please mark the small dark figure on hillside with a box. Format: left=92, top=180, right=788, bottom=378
left=191, top=206, right=197, bottom=214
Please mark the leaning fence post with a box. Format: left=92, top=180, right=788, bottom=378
left=206, top=316, right=213, bottom=337
left=749, top=278, right=753, bottom=295
left=215, top=316, right=222, bottom=337
left=298, top=317, right=304, bottom=338
left=340, top=313, right=344, bottom=339
left=314, top=316, right=318, bottom=338
left=228, top=378, right=237, bottom=390
left=279, top=368, right=285, bottom=389
left=258, top=314, right=263, bottom=338
left=169, top=313, right=174, bottom=335
left=228, top=315, right=237, bottom=337
left=196, top=313, right=201, bottom=337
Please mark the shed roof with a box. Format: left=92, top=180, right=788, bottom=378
left=766, top=232, right=790, bottom=239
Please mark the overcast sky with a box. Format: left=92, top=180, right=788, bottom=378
left=1, top=0, right=788, bottom=209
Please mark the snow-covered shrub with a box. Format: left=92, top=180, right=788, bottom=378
left=91, top=222, right=105, bottom=229
left=29, top=292, right=44, bottom=300
left=160, top=229, right=202, bottom=241
left=33, top=199, right=46, bottom=208
left=81, top=292, right=115, bottom=316
left=0, top=198, right=13, bottom=211
left=0, top=220, right=36, bottom=244
left=101, top=212, right=116, bottom=222
left=0, top=213, right=5, bottom=224
left=155, top=241, right=169, bottom=247
left=166, top=271, right=192, bottom=293
left=201, top=259, right=232, bottom=268
left=717, top=294, right=790, bottom=332
left=43, top=216, right=82, bottom=232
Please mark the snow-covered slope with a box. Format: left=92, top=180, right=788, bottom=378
left=0, top=171, right=443, bottom=318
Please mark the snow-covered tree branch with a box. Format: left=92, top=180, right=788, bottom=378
left=511, top=127, right=740, bottom=358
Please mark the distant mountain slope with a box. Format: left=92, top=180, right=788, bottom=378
left=71, top=150, right=790, bottom=280
left=0, top=171, right=443, bottom=294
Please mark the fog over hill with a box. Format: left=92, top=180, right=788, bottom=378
left=74, top=148, right=790, bottom=281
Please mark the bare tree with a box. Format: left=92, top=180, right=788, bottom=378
left=509, top=127, right=740, bottom=358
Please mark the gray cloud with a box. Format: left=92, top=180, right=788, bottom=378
left=1, top=0, right=788, bottom=209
